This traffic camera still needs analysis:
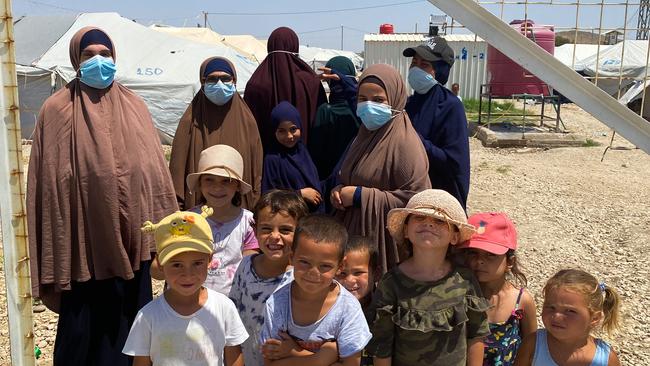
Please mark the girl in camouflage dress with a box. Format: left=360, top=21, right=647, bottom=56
left=366, top=189, right=490, bottom=366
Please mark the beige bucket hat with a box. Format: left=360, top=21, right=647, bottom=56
left=186, top=144, right=252, bottom=195
left=387, top=189, right=475, bottom=244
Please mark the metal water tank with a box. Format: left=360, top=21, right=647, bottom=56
left=487, top=20, right=555, bottom=97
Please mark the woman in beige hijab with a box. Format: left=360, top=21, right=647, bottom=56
left=26, top=27, right=177, bottom=366
left=331, top=64, right=431, bottom=273
left=169, top=56, right=262, bottom=210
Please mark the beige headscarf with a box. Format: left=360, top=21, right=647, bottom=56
left=26, top=27, right=178, bottom=312
left=169, top=56, right=263, bottom=210
left=336, top=63, right=431, bottom=273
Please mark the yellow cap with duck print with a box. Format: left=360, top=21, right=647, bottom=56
left=141, top=206, right=214, bottom=265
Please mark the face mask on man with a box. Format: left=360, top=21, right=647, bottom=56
left=79, top=54, right=116, bottom=89
left=356, top=101, right=400, bottom=131
left=407, top=66, right=438, bottom=94
left=204, top=80, right=236, bottom=106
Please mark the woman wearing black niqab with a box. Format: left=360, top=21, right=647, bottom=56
left=244, top=27, right=326, bottom=149
left=308, top=56, right=360, bottom=180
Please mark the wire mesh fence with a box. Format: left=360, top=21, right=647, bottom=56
left=441, top=0, right=650, bottom=121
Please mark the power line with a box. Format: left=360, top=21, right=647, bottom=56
left=257, top=25, right=370, bottom=38
left=19, top=0, right=81, bottom=12
left=205, top=0, right=422, bottom=16
left=343, top=25, right=372, bottom=33
left=296, top=26, right=342, bottom=35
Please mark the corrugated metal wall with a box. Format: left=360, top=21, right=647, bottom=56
left=364, top=34, right=488, bottom=100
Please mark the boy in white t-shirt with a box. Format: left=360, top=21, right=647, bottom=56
left=123, top=206, right=248, bottom=366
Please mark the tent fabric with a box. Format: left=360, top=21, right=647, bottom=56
left=554, top=44, right=611, bottom=71
left=14, top=13, right=259, bottom=142
left=579, top=40, right=649, bottom=78
left=619, top=79, right=648, bottom=105
left=221, top=35, right=268, bottom=63
left=14, top=14, right=77, bottom=65
left=149, top=25, right=260, bottom=63
left=578, top=40, right=649, bottom=96
left=298, top=45, right=364, bottom=73
left=14, top=13, right=364, bottom=141
left=149, top=25, right=225, bottom=45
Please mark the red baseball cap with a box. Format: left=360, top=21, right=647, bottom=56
left=458, top=212, right=517, bottom=255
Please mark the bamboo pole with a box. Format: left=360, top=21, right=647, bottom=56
left=0, top=0, right=36, bottom=364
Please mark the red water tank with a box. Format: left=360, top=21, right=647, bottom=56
left=487, top=20, right=555, bottom=97
left=379, top=24, right=394, bottom=34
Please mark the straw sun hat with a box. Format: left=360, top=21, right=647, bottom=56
left=186, top=144, right=252, bottom=195
left=387, top=189, right=476, bottom=244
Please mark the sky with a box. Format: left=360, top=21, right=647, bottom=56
left=11, top=0, right=641, bottom=52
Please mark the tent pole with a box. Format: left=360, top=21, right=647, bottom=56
left=0, top=0, right=36, bottom=364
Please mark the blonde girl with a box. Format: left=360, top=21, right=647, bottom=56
left=515, top=269, right=621, bottom=366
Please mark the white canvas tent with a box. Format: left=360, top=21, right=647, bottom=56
left=149, top=25, right=261, bottom=63
left=221, top=35, right=268, bottom=63
left=15, top=12, right=259, bottom=143
left=578, top=40, right=649, bottom=96
left=298, top=46, right=364, bottom=73
left=14, top=14, right=77, bottom=139
left=554, top=44, right=611, bottom=70
left=233, top=39, right=364, bottom=73
left=149, top=25, right=225, bottom=45
left=148, top=26, right=364, bottom=76
left=148, top=26, right=365, bottom=78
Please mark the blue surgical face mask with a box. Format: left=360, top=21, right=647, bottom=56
left=204, top=81, right=236, bottom=106
left=356, top=101, right=396, bottom=131
left=79, top=54, right=116, bottom=89
left=408, top=66, right=438, bottom=94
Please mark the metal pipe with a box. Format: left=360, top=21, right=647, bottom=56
left=571, top=0, right=580, bottom=70
left=0, top=0, right=36, bottom=364
left=593, top=0, right=606, bottom=87
left=615, top=1, right=629, bottom=100
left=639, top=33, right=650, bottom=118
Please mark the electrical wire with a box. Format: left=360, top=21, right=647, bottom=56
left=18, top=0, right=81, bottom=12
left=343, top=25, right=373, bottom=33
left=206, top=0, right=422, bottom=16
left=296, top=26, right=342, bottom=35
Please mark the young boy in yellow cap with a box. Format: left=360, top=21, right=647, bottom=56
left=123, top=206, right=248, bottom=366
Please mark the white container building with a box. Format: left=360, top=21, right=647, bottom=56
left=364, top=33, right=488, bottom=100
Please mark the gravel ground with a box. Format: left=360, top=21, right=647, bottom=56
left=0, top=103, right=648, bottom=365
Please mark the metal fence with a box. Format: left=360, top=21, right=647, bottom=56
left=366, top=1, right=650, bottom=121
left=467, top=0, right=650, bottom=119
left=364, top=34, right=488, bottom=100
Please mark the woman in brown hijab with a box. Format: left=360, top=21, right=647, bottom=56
left=169, top=56, right=263, bottom=210
left=331, top=64, right=431, bottom=273
left=26, top=27, right=177, bottom=366
left=244, top=26, right=326, bottom=149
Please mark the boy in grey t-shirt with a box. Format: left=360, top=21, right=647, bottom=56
left=259, top=215, right=371, bottom=365
left=229, top=189, right=308, bottom=366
